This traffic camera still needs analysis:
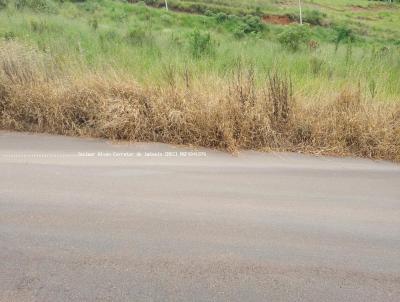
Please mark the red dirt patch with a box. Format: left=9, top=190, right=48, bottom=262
left=262, top=15, right=294, bottom=25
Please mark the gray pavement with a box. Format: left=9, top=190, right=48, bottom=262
left=0, top=131, right=399, bottom=302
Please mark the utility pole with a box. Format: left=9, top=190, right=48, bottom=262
left=165, top=0, right=168, bottom=11
left=298, top=0, right=303, bottom=25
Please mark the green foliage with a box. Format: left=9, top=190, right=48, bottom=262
left=278, top=25, right=311, bottom=51
left=143, top=0, right=159, bottom=5
left=0, top=0, right=399, bottom=101
left=0, top=0, right=7, bottom=9
left=30, top=19, right=48, bottom=33
left=88, top=17, right=98, bottom=30
left=188, top=29, right=214, bottom=58
left=79, top=0, right=99, bottom=13
left=215, top=12, right=228, bottom=24
left=15, top=0, right=57, bottom=12
left=242, top=16, right=263, bottom=33
left=29, top=19, right=63, bottom=35
left=334, top=25, right=355, bottom=51
left=99, top=29, right=121, bottom=48
left=309, top=57, right=324, bottom=75
left=126, top=28, right=153, bottom=45
left=303, top=10, right=326, bottom=26
left=233, top=16, right=264, bottom=39
left=3, top=31, right=16, bottom=40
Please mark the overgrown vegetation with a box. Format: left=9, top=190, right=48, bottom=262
left=0, top=0, right=399, bottom=161
left=1, top=42, right=399, bottom=161
left=278, top=25, right=311, bottom=51
left=188, top=30, right=214, bottom=58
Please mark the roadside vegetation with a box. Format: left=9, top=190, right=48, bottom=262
left=0, top=0, right=399, bottom=161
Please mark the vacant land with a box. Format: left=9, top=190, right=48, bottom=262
left=0, top=0, right=399, bottom=160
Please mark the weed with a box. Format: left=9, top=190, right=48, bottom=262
left=15, top=0, right=57, bottom=13
left=89, top=17, right=98, bottom=31
left=188, top=30, right=214, bottom=58
left=309, top=57, right=324, bottom=76
left=267, top=72, right=293, bottom=128
left=126, top=28, right=153, bottom=45
left=0, top=42, right=399, bottom=161
left=369, top=79, right=378, bottom=99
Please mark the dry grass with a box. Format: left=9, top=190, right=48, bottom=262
left=1, top=42, right=399, bottom=161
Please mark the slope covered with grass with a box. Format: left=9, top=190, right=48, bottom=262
left=0, top=0, right=399, bottom=160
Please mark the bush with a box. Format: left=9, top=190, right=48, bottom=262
left=242, top=16, right=263, bottom=34
left=303, top=10, right=326, bottom=26
left=0, top=0, right=7, bottom=9
left=188, top=30, right=214, bottom=58
left=233, top=27, right=245, bottom=39
left=3, top=31, right=16, bottom=40
left=233, top=15, right=264, bottom=38
left=334, top=25, right=355, bottom=51
left=253, top=6, right=263, bottom=17
left=215, top=12, right=228, bottom=23
left=278, top=25, right=310, bottom=51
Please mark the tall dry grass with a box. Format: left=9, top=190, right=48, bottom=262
left=1, top=42, right=399, bottom=161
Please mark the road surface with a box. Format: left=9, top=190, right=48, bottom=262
left=1, top=131, right=399, bottom=301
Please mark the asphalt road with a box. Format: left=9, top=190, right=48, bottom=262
left=1, top=131, right=400, bottom=302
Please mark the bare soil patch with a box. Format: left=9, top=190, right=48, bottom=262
left=262, top=15, right=294, bottom=25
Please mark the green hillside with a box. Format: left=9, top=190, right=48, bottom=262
left=1, top=0, right=399, bottom=98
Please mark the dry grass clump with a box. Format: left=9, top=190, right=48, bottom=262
left=1, top=42, right=399, bottom=161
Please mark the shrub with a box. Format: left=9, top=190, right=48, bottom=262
left=3, top=31, right=16, bottom=40
left=303, top=10, right=326, bottom=26
left=0, top=0, right=7, bottom=9
left=253, top=6, right=263, bottom=17
left=188, top=30, right=214, bottom=58
left=215, top=12, right=228, bottom=24
left=278, top=25, right=310, bottom=51
left=233, top=16, right=264, bottom=39
left=242, top=16, right=263, bottom=34
left=233, top=27, right=245, bottom=39
left=334, top=25, right=355, bottom=51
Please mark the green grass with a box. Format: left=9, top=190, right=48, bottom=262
left=0, top=0, right=399, bottom=101
left=144, top=0, right=400, bottom=41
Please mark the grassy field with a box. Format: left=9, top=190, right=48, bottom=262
left=0, top=0, right=399, bottom=160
